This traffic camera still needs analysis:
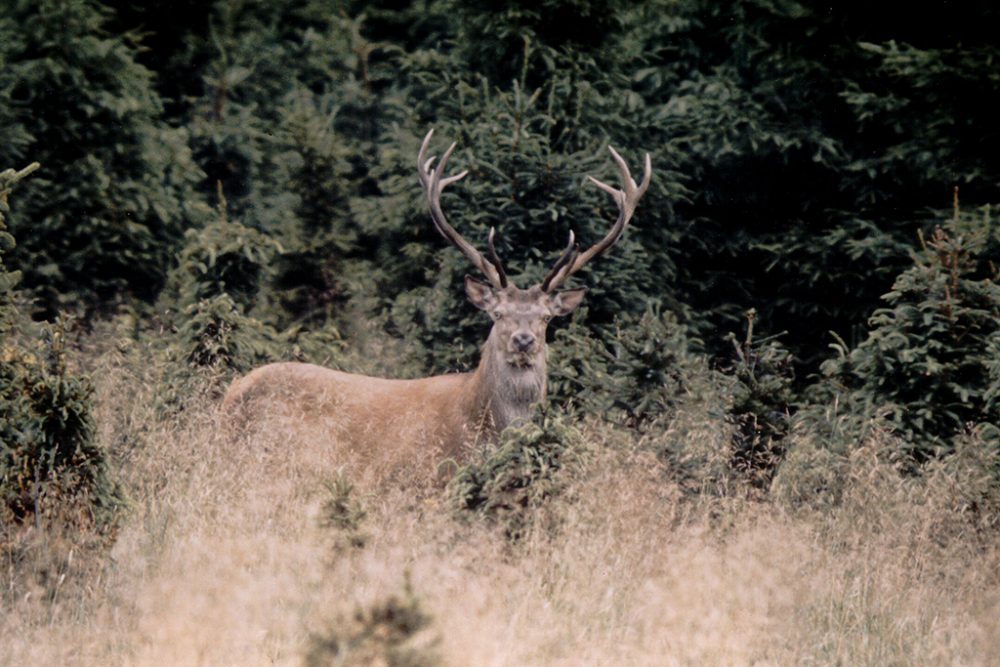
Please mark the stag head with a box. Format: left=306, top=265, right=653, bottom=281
left=417, top=129, right=652, bottom=371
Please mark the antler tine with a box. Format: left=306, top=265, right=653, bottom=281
left=540, top=230, right=577, bottom=292
left=543, top=146, right=652, bottom=292
left=487, top=226, right=508, bottom=288
left=417, top=129, right=505, bottom=288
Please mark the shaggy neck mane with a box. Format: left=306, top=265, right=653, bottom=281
left=471, top=328, right=546, bottom=434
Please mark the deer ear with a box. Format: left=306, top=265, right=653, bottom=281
left=465, top=275, right=498, bottom=311
left=550, top=287, right=587, bottom=317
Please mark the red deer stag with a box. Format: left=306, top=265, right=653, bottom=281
left=222, top=129, right=651, bottom=473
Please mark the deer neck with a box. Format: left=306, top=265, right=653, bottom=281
left=471, top=329, right=546, bottom=434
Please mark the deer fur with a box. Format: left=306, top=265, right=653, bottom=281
left=221, top=281, right=585, bottom=470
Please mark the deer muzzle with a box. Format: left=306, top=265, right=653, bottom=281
left=512, top=332, right=535, bottom=353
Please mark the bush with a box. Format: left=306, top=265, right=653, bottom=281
left=157, top=185, right=343, bottom=393
left=156, top=184, right=335, bottom=399
left=166, top=185, right=282, bottom=312
left=549, top=304, right=701, bottom=426
left=266, top=86, right=358, bottom=328
left=646, top=390, right=737, bottom=500
left=449, top=414, right=588, bottom=540
left=722, top=309, right=795, bottom=488
left=0, top=318, right=123, bottom=531
left=304, top=579, right=438, bottom=667
left=172, top=294, right=286, bottom=374
left=644, top=310, right=796, bottom=499
left=0, top=164, right=36, bottom=331
left=319, top=469, right=368, bottom=550
left=823, top=214, right=1000, bottom=460
left=771, top=403, right=894, bottom=510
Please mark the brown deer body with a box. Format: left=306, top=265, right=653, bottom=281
left=222, top=130, right=651, bottom=473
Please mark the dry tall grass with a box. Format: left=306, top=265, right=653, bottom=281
left=2, top=341, right=999, bottom=666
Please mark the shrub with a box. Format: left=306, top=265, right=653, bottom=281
left=645, top=390, right=737, bottom=500
left=266, top=86, right=357, bottom=328
left=449, top=414, right=588, bottom=540
left=158, top=185, right=343, bottom=393
left=166, top=184, right=282, bottom=312
left=644, top=310, right=795, bottom=498
left=173, top=294, right=286, bottom=374
left=823, top=213, right=1000, bottom=460
left=0, top=318, right=123, bottom=531
left=156, top=186, right=309, bottom=399
left=0, top=164, right=36, bottom=331
left=549, top=304, right=701, bottom=426
left=545, top=311, right=613, bottom=414
left=722, top=309, right=795, bottom=488
left=319, top=469, right=368, bottom=550
left=304, top=579, right=438, bottom=667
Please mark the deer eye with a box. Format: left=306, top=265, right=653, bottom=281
left=542, top=315, right=552, bottom=323
left=493, top=310, right=503, bottom=319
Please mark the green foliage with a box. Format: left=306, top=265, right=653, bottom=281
left=0, top=163, right=38, bottom=332
left=175, top=0, right=356, bottom=202
left=149, top=293, right=286, bottom=418
left=647, top=407, right=730, bottom=500
left=157, top=177, right=347, bottom=389
left=450, top=414, right=587, bottom=539
left=640, top=309, right=797, bottom=498
left=305, top=579, right=438, bottom=667
left=267, top=87, right=358, bottom=328
left=158, top=179, right=345, bottom=388
left=549, top=305, right=700, bottom=426
left=843, top=36, right=1000, bottom=196
left=172, top=4, right=388, bottom=333
left=545, top=313, right=611, bottom=413
left=4, top=0, right=1000, bottom=379
left=155, top=187, right=287, bottom=388
left=1, top=319, right=123, bottom=530
left=172, top=293, right=285, bottom=374
left=319, top=469, right=368, bottom=550
left=1, top=165, right=121, bottom=532
left=0, top=0, right=204, bottom=316
left=824, top=215, right=1000, bottom=460
left=775, top=211, right=1000, bottom=507
left=453, top=0, right=631, bottom=84
left=624, top=1, right=1000, bottom=364
left=167, top=187, right=282, bottom=311
left=723, top=310, right=795, bottom=487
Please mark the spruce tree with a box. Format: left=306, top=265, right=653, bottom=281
left=0, top=0, right=204, bottom=316
left=825, top=211, right=1000, bottom=459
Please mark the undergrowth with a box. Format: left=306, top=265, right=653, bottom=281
left=305, top=579, right=439, bottom=667
left=449, top=414, right=589, bottom=540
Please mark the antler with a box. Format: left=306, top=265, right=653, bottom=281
left=418, top=129, right=507, bottom=288
left=542, top=146, right=652, bottom=292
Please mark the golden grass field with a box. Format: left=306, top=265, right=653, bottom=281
left=3, top=340, right=1000, bottom=667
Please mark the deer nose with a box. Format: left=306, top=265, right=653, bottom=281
left=512, top=332, right=535, bottom=352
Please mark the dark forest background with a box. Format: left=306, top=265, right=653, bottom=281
left=2, top=0, right=999, bottom=526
